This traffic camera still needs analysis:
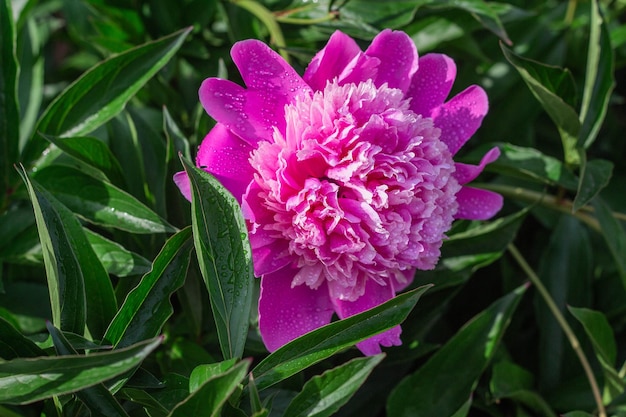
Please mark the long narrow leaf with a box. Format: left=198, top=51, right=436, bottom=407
left=592, top=197, right=626, bottom=288
left=568, top=306, right=624, bottom=402
left=181, top=158, right=254, bottom=360
left=41, top=134, right=127, bottom=187
left=0, top=337, right=162, bottom=404
left=0, top=0, right=20, bottom=209
left=387, top=284, right=527, bottom=417
left=17, top=165, right=117, bottom=338
left=252, top=285, right=431, bottom=391
left=168, top=359, right=251, bottom=417
left=283, top=355, right=384, bottom=417
left=104, top=227, right=193, bottom=348
left=47, top=323, right=130, bottom=417
left=22, top=27, right=192, bottom=165
left=85, top=229, right=151, bottom=277
left=33, top=165, right=175, bottom=234
left=0, top=317, right=45, bottom=360
left=501, top=43, right=581, bottom=166
left=578, top=0, right=615, bottom=149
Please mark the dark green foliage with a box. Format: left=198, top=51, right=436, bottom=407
left=1, top=0, right=626, bottom=416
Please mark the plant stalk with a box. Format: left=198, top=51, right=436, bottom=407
left=507, top=244, right=606, bottom=417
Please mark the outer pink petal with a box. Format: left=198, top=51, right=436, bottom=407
left=431, top=85, right=489, bottom=156
left=365, top=29, right=418, bottom=92
left=407, top=53, right=457, bottom=118
left=195, top=124, right=255, bottom=203
left=200, top=40, right=311, bottom=143
left=259, top=266, right=335, bottom=352
left=332, top=279, right=402, bottom=355
left=303, top=31, right=363, bottom=91
left=453, top=146, right=500, bottom=185
left=455, top=186, right=503, bottom=220
left=173, top=171, right=191, bottom=202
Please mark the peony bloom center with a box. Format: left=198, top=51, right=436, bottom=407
left=245, top=80, right=461, bottom=302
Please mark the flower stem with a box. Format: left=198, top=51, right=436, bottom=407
left=478, top=183, right=602, bottom=232
left=507, top=244, right=606, bottom=417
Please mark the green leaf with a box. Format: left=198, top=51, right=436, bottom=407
left=104, top=227, right=193, bottom=348
left=338, top=0, right=423, bottom=31
left=490, top=361, right=557, bottom=417
left=23, top=27, right=192, bottom=164
left=387, top=284, right=527, bottom=417
left=181, top=157, right=254, bottom=360
left=189, top=359, right=238, bottom=393
left=17, top=165, right=117, bottom=339
left=481, top=143, right=579, bottom=190
left=1, top=0, right=20, bottom=209
left=568, top=306, right=624, bottom=402
left=443, top=208, right=528, bottom=259
left=168, top=359, right=250, bottom=417
left=501, top=43, right=581, bottom=166
left=0, top=337, right=162, bottom=404
left=573, top=158, right=613, bottom=212
left=578, top=0, right=615, bottom=149
left=283, top=355, right=384, bottom=417
left=85, top=229, right=152, bottom=277
left=41, top=134, right=126, bottom=187
left=535, top=216, right=592, bottom=390
left=450, top=397, right=472, bottom=417
left=0, top=316, right=45, bottom=360
left=33, top=165, right=176, bottom=234
left=562, top=412, right=594, bottom=417
left=592, top=198, right=626, bottom=289
left=17, top=16, right=44, bottom=149
left=251, top=285, right=431, bottom=391
left=428, top=0, right=511, bottom=44
left=47, top=322, right=131, bottom=417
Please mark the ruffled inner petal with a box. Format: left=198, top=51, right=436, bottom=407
left=407, top=53, right=457, bottom=118
left=430, top=85, right=489, bottom=155
left=455, top=186, right=503, bottom=220
left=453, top=146, right=500, bottom=185
left=365, top=29, right=418, bottom=93
left=259, top=266, right=335, bottom=352
left=332, top=279, right=402, bottom=355
left=195, top=124, right=256, bottom=203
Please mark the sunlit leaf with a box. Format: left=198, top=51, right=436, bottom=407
left=0, top=337, right=162, bottom=404
left=578, top=0, right=615, bottom=149
left=104, top=227, right=193, bottom=348
left=17, top=165, right=117, bottom=339
left=182, top=158, right=254, bottom=360
left=22, top=27, right=192, bottom=164
left=47, top=323, right=130, bottom=417
left=283, top=355, right=384, bottom=417
left=41, top=134, right=126, bottom=187
left=189, top=359, right=238, bottom=393
left=168, top=359, right=250, bottom=417
left=33, top=165, right=176, bottom=234
left=85, top=229, right=151, bottom=277
left=252, top=285, right=431, bottom=391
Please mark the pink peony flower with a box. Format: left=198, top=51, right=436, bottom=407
left=175, top=29, right=502, bottom=356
